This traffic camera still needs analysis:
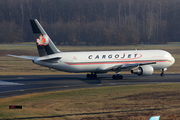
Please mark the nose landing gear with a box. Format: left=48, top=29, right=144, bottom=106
left=160, top=68, right=167, bottom=77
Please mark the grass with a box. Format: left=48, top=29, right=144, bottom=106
left=1, top=83, right=180, bottom=119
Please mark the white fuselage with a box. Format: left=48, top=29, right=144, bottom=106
left=33, top=50, right=175, bottom=73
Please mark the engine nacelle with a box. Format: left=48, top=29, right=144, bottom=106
left=131, top=65, right=154, bottom=76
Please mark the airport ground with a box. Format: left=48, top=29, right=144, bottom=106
left=1, top=77, right=180, bottom=120
left=0, top=44, right=180, bottom=119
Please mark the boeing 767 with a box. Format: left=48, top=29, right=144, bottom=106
left=8, top=19, right=175, bottom=79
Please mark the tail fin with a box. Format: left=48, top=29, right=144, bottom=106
left=30, top=19, right=60, bottom=57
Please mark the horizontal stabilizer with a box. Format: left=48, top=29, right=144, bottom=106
left=7, top=54, right=37, bottom=60
left=7, top=54, right=61, bottom=63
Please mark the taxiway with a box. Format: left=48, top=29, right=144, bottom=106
left=0, top=74, right=180, bottom=98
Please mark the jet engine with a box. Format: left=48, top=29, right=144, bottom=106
left=131, top=65, right=154, bottom=76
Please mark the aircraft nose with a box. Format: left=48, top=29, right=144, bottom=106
left=170, top=56, right=175, bottom=65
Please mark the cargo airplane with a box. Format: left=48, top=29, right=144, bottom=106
left=8, top=19, right=175, bottom=79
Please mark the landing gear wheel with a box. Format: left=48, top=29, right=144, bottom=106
left=118, top=75, right=123, bottom=79
left=160, top=73, right=165, bottom=77
left=112, top=75, right=117, bottom=80
left=86, top=73, right=97, bottom=79
left=86, top=74, right=90, bottom=78
left=112, top=74, right=123, bottom=80
left=93, top=74, right=97, bottom=78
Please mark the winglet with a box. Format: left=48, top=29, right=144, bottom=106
left=149, top=116, right=160, bottom=120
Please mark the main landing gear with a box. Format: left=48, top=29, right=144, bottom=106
left=86, top=73, right=97, bottom=79
left=112, top=74, right=123, bottom=80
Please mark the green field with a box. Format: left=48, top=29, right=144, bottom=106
left=0, top=44, right=180, bottom=75
left=1, top=84, right=180, bottom=119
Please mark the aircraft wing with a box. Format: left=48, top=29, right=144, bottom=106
left=96, top=61, right=156, bottom=72
left=7, top=54, right=38, bottom=60
left=109, top=62, right=156, bottom=71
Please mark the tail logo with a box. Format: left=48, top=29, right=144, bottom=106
left=36, top=34, right=49, bottom=46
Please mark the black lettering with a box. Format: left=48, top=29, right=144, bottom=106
left=95, top=55, right=99, bottom=59
left=108, top=55, right=112, bottom=59
left=134, top=54, right=137, bottom=58
left=102, top=55, right=106, bottom=59
left=115, top=54, right=119, bottom=58
left=128, top=54, right=131, bottom=58
left=121, top=54, right=125, bottom=58
left=88, top=55, right=92, bottom=59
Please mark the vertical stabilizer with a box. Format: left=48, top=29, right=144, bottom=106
left=30, top=19, right=60, bottom=57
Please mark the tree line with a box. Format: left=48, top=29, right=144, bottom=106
left=0, top=0, right=180, bottom=45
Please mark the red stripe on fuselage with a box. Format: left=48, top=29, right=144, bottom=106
left=64, top=60, right=168, bottom=65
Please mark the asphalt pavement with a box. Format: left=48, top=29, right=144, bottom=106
left=0, top=74, right=180, bottom=98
